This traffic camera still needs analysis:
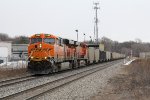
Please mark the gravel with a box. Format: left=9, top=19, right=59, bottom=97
left=0, top=61, right=117, bottom=98
left=34, top=61, right=124, bottom=100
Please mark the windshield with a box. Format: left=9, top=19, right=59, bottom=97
left=31, top=38, right=42, bottom=44
left=44, top=38, right=55, bottom=44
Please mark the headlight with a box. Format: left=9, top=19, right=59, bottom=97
left=45, top=57, right=47, bottom=59
left=39, top=44, right=42, bottom=48
left=31, top=56, right=34, bottom=59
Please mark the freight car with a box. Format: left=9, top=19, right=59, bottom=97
left=27, top=33, right=125, bottom=74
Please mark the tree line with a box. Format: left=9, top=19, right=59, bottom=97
left=0, top=33, right=29, bottom=44
left=87, top=37, right=150, bottom=57
left=0, top=33, right=150, bottom=57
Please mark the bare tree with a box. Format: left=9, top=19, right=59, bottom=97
left=0, top=33, right=10, bottom=41
left=135, top=38, right=142, bottom=43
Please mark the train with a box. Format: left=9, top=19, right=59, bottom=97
left=27, top=33, right=125, bottom=74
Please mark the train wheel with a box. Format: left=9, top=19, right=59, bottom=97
left=51, top=64, right=59, bottom=73
left=72, top=61, right=77, bottom=69
left=54, top=63, right=61, bottom=73
left=54, top=65, right=59, bottom=73
left=85, top=60, right=89, bottom=66
left=74, top=60, right=80, bottom=68
left=69, top=61, right=74, bottom=69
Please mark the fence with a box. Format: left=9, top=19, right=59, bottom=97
left=0, top=53, right=28, bottom=71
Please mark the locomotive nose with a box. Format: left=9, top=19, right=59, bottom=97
left=29, top=43, right=54, bottom=61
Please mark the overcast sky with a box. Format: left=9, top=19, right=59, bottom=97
left=0, top=0, right=150, bottom=42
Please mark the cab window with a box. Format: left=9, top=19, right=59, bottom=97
left=31, top=38, right=42, bottom=44
left=44, top=38, right=55, bottom=44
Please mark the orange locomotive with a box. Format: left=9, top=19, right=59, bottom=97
left=28, top=33, right=88, bottom=74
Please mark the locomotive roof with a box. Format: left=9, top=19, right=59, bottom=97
left=30, top=33, right=58, bottom=39
left=29, top=33, right=89, bottom=46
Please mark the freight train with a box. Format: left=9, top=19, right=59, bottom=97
left=28, top=33, right=125, bottom=74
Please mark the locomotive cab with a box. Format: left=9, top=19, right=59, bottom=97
left=28, top=34, right=56, bottom=60
left=28, top=34, right=57, bottom=74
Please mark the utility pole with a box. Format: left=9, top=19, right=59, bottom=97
left=94, top=2, right=100, bottom=44
left=83, top=33, right=86, bottom=42
left=131, top=50, right=133, bottom=59
left=89, top=36, right=92, bottom=43
left=75, top=30, right=78, bottom=42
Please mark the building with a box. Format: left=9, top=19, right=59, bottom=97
left=0, top=41, right=12, bottom=62
left=12, top=44, right=28, bottom=60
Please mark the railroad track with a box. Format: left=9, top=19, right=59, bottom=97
left=0, top=60, right=123, bottom=100
left=0, top=60, right=118, bottom=89
left=0, top=75, right=35, bottom=87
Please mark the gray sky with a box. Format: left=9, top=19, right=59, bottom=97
left=0, top=0, right=150, bottom=42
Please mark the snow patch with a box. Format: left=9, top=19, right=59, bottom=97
left=0, top=61, right=27, bottom=69
left=124, top=59, right=135, bottom=65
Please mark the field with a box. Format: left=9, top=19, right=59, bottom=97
left=92, top=58, right=150, bottom=100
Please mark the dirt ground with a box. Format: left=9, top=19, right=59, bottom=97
left=0, top=68, right=27, bottom=81
left=91, top=59, right=150, bottom=100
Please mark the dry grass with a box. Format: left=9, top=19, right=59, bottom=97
left=0, top=68, right=27, bottom=80
left=126, top=58, right=150, bottom=85
left=123, top=58, right=150, bottom=99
